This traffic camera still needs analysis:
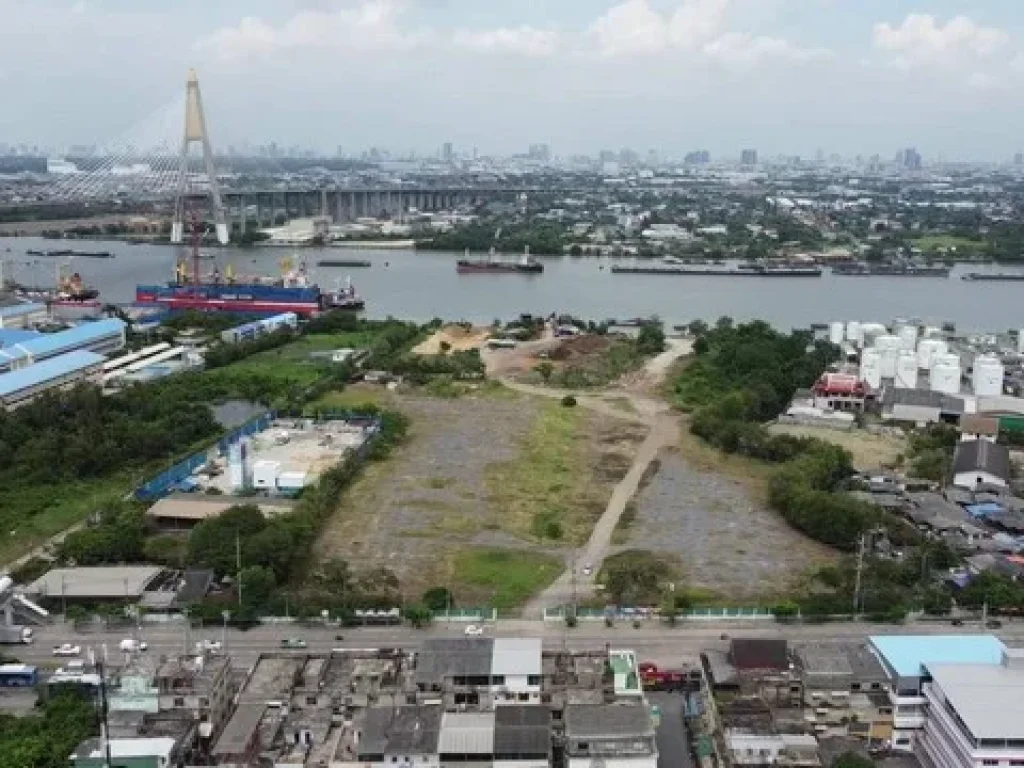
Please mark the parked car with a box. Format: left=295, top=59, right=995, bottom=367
left=281, top=637, right=307, bottom=649
left=951, top=618, right=964, bottom=626
left=53, top=643, right=80, bottom=657
left=986, top=619, right=1003, bottom=629
left=464, top=624, right=484, bottom=636
left=196, top=640, right=222, bottom=652
left=582, top=563, right=593, bottom=576
left=119, top=638, right=148, bottom=652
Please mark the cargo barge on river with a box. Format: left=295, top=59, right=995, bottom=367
left=610, top=264, right=822, bottom=277
left=831, top=263, right=950, bottom=277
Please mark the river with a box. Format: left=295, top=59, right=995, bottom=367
left=2, top=236, right=1022, bottom=330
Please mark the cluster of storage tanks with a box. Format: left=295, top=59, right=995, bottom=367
left=832, top=320, right=1006, bottom=397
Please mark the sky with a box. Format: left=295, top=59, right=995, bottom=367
left=2, top=0, right=1024, bottom=160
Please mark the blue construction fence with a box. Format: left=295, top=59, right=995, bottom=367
left=135, top=412, right=275, bottom=501
left=135, top=410, right=383, bottom=502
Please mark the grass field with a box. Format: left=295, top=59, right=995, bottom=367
left=767, top=423, right=906, bottom=471
left=0, top=473, right=136, bottom=565
left=220, top=332, right=381, bottom=386
left=450, top=548, right=562, bottom=614
left=912, top=234, right=984, bottom=252
left=485, top=400, right=595, bottom=544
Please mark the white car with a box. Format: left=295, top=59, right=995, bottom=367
left=464, top=624, right=484, bottom=636
left=53, top=643, right=81, bottom=657
left=582, top=564, right=593, bottom=576
left=197, top=640, right=222, bottom=652
left=119, top=638, right=148, bottom=652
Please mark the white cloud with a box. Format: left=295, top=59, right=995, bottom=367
left=452, top=26, right=559, bottom=57
left=197, top=0, right=427, bottom=59
left=586, top=0, right=825, bottom=65
left=873, top=14, right=1009, bottom=62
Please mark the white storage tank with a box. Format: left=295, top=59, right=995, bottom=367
left=861, top=322, right=888, bottom=345
left=252, top=460, right=281, bottom=489
left=923, top=326, right=943, bottom=340
left=898, top=324, right=918, bottom=351
left=829, top=322, right=845, bottom=346
left=931, top=352, right=961, bottom=372
left=917, top=339, right=948, bottom=371
left=874, top=334, right=901, bottom=351
left=972, top=355, right=1004, bottom=397
left=846, top=321, right=863, bottom=346
left=879, top=347, right=899, bottom=379
left=860, top=348, right=882, bottom=390
left=895, top=351, right=918, bottom=389
left=931, top=359, right=961, bottom=395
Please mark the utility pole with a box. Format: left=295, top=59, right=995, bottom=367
left=852, top=533, right=866, bottom=618
left=236, top=533, right=242, bottom=607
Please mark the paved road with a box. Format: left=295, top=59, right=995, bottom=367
left=650, top=691, right=694, bottom=768
left=20, top=618, right=1024, bottom=671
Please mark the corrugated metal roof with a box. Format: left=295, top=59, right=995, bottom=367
left=0, top=349, right=104, bottom=397
left=870, top=634, right=1005, bottom=678
left=438, top=712, right=495, bottom=754
left=0, top=318, right=123, bottom=366
left=491, top=637, right=541, bottom=676
left=0, top=303, right=45, bottom=318
left=0, top=329, right=42, bottom=347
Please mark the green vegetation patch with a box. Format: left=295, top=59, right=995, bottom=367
left=912, top=234, right=984, bottom=252
left=451, top=547, right=561, bottom=614
left=485, top=400, right=593, bottom=544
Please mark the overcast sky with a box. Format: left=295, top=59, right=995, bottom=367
left=3, top=0, right=1024, bottom=160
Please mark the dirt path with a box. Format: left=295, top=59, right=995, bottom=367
left=503, top=337, right=695, bottom=617
left=521, top=416, right=677, bottom=618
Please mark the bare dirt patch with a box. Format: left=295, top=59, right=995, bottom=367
left=767, top=423, right=907, bottom=472
left=621, top=450, right=835, bottom=600
left=413, top=324, right=492, bottom=356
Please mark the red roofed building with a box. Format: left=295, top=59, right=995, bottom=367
left=812, top=373, right=869, bottom=412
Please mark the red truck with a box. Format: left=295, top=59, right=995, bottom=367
left=639, top=661, right=690, bottom=691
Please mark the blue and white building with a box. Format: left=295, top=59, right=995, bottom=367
left=0, top=303, right=47, bottom=329
left=0, top=349, right=106, bottom=410
left=0, top=318, right=125, bottom=374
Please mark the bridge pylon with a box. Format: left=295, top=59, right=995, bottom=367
left=171, top=69, right=229, bottom=245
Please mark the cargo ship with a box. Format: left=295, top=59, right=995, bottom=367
left=135, top=214, right=363, bottom=316
left=456, top=248, right=544, bottom=274
left=831, top=263, right=950, bottom=277
left=961, top=272, right=1024, bottom=281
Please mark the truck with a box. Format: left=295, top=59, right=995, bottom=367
left=639, top=661, right=695, bottom=692
left=0, top=625, right=34, bottom=645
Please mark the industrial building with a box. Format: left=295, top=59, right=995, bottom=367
left=0, top=317, right=125, bottom=373
left=0, top=348, right=104, bottom=410
left=867, top=634, right=1007, bottom=750
left=23, top=566, right=211, bottom=611
left=0, top=301, right=46, bottom=328
left=220, top=312, right=298, bottom=344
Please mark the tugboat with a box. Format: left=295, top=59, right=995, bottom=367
left=324, top=277, right=365, bottom=311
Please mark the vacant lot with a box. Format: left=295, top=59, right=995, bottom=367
left=315, top=391, right=643, bottom=609
left=768, top=423, right=907, bottom=471
left=912, top=234, right=984, bottom=253
left=221, top=332, right=377, bottom=386
left=621, top=451, right=835, bottom=601
left=413, top=325, right=491, bottom=355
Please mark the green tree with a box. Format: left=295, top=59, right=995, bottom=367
left=238, top=565, right=276, bottom=612
left=535, top=361, right=554, bottom=383
left=832, top=753, right=874, bottom=768
left=404, top=603, right=433, bottom=628
left=188, top=505, right=266, bottom=577
left=636, top=323, right=666, bottom=356
left=422, top=587, right=454, bottom=612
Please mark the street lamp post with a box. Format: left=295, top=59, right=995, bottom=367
left=221, top=611, right=230, bottom=654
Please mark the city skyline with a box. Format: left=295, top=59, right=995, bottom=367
left=2, top=1, right=1024, bottom=159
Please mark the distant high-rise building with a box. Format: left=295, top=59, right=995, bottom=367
left=684, top=150, right=711, bottom=165
left=528, top=143, right=550, bottom=162
left=618, top=148, right=639, bottom=165
left=740, top=149, right=758, bottom=166
left=599, top=149, right=616, bottom=164
left=646, top=149, right=659, bottom=166
left=442, top=142, right=454, bottom=163
left=815, top=148, right=825, bottom=165
left=1014, top=152, right=1023, bottom=166
left=900, top=147, right=922, bottom=171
